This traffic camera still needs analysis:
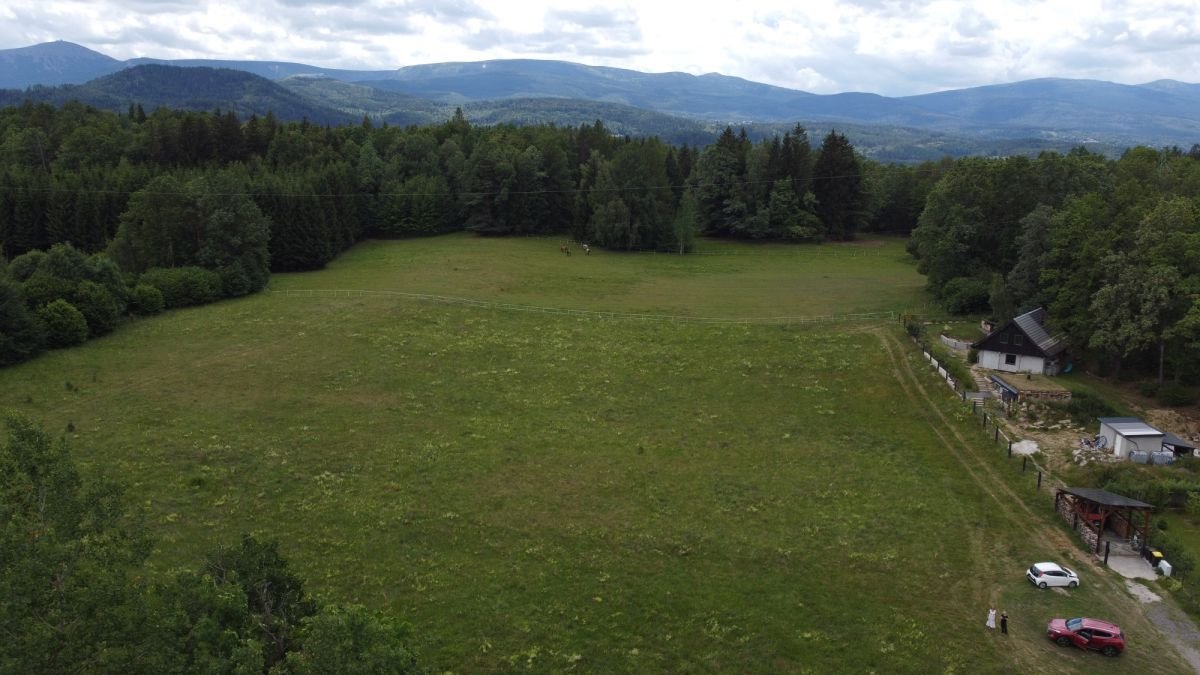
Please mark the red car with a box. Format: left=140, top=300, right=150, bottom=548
left=1046, top=617, right=1125, bottom=656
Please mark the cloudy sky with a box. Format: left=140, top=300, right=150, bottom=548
left=1, top=0, right=1198, bottom=96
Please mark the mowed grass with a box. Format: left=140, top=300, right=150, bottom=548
left=271, top=232, right=930, bottom=317
left=0, top=236, right=1185, bottom=672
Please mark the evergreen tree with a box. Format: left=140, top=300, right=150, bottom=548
left=811, top=130, right=865, bottom=240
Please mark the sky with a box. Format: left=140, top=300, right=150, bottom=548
left=1, top=0, right=1198, bottom=96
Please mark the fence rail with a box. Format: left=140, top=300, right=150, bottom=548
left=907, top=330, right=1059, bottom=493
left=270, top=288, right=898, bottom=325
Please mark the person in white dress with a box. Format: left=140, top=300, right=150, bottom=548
left=986, top=605, right=997, bottom=629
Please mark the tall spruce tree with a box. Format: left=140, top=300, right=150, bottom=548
left=811, top=130, right=865, bottom=240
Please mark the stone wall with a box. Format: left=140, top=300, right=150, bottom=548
left=1056, top=494, right=1099, bottom=552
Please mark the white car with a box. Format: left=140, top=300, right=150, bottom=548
left=1027, top=562, right=1080, bottom=589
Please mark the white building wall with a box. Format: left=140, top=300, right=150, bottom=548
left=979, top=350, right=1045, bottom=374
left=979, top=350, right=1002, bottom=370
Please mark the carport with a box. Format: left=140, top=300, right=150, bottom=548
left=1055, top=487, right=1153, bottom=555
left=1163, top=432, right=1198, bottom=458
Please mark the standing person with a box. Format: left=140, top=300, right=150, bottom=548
left=986, top=605, right=997, bottom=630
left=1000, top=611, right=1008, bottom=635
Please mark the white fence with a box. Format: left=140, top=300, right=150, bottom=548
left=939, top=334, right=973, bottom=351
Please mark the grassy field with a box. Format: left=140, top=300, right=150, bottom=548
left=0, top=235, right=1190, bottom=672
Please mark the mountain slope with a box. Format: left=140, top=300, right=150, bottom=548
left=0, top=65, right=353, bottom=124
left=278, top=76, right=446, bottom=126
left=901, top=78, right=1200, bottom=141
left=364, top=59, right=828, bottom=120
left=0, top=41, right=123, bottom=88
left=126, top=56, right=401, bottom=83
left=3, top=41, right=1200, bottom=149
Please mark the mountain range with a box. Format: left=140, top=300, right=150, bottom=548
left=3, top=40, right=1199, bottom=159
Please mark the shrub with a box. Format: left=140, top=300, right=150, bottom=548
left=22, top=272, right=74, bottom=309
left=1138, top=381, right=1160, bottom=398
left=7, top=250, right=45, bottom=282
left=940, top=277, right=990, bottom=315
left=1055, top=390, right=1117, bottom=427
left=37, top=299, right=89, bottom=348
left=70, top=280, right=121, bottom=337
left=0, top=279, right=45, bottom=365
left=1157, top=384, right=1197, bottom=407
left=1187, top=492, right=1200, bottom=517
left=129, top=283, right=165, bottom=315
left=139, top=267, right=222, bottom=308
left=1152, top=530, right=1197, bottom=579
left=967, top=348, right=979, bottom=364
left=41, top=243, right=90, bottom=282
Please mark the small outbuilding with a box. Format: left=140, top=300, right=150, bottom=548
left=1163, top=432, right=1199, bottom=458
left=972, top=307, right=1067, bottom=376
left=1055, top=487, right=1153, bottom=555
left=1097, top=417, right=1164, bottom=460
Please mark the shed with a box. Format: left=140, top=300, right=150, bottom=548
left=1097, top=417, right=1164, bottom=459
left=1163, top=432, right=1199, bottom=458
left=1055, top=487, right=1153, bottom=555
left=972, top=307, right=1066, bottom=375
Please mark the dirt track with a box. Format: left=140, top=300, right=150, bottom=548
left=875, top=328, right=1199, bottom=673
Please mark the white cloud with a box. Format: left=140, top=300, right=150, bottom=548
left=2, top=0, right=1200, bottom=95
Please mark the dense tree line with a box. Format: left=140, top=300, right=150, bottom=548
left=0, top=415, right=419, bottom=673
left=909, top=145, right=1200, bottom=386
left=0, top=100, right=895, bottom=368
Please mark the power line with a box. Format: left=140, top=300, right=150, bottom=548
left=0, top=171, right=882, bottom=200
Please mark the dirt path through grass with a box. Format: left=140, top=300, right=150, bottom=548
left=876, top=328, right=1196, bottom=673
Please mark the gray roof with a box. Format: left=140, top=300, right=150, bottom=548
left=1098, top=417, right=1163, bottom=437
left=1059, top=487, right=1153, bottom=509
left=1163, top=432, right=1196, bottom=450
left=1013, top=308, right=1067, bottom=357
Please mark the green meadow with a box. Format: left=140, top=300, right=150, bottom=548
left=0, top=235, right=1187, bottom=672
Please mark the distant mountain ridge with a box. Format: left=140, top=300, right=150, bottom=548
left=2, top=40, right=1200, bottom=150
left=0, top=64, right=354, bottom=125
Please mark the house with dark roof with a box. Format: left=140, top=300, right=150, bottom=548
left=971, top=307, right=1067, bottom=375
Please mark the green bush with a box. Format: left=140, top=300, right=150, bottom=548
left=1139, top=381, right=1160, bottom=398
left=0, top=279, right=45, bottom=365
left=1157, top=384, right=1197, bottom=407
left=7, top=250, right=45, bottom=282
left=139, top=267, right=222, bottom=308
left=70, top=280, right=121, bottom=336
left=21, top=272, right=73, bottom=309
left=1054, top=390, right=1117, bottom=427
left=967, top=348, right=979, bottom=364
left=1187, top=492, right=1200, bottom=517
left=130, top=283, right=165, bottom=315
left=1152, top=530, right=1197, bottom=579
left=940, top=277, right=990, bottom=315
left=37, top=299, right=89, bottom=348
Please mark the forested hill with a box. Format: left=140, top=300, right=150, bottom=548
left=0, top=65, right=354, bottom=125
left=279, top=76, right=720, bottom=146
left=0, top=40, right=122, bottom=88
left=5, top=41, right=1200, bottom=149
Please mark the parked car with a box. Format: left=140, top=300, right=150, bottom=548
left=1027, top=562, right=1080, bottom=589
left=1046, top=617, right=1125, bottom=656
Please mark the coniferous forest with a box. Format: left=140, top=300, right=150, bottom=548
left=3, top=98, right=1200, bottom=388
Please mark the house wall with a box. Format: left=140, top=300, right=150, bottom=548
left=979, top=350, right=1045, bottom=374
left=1099, top=422, right=1119, bottom=451
left=1112, top=434, right=1164, bottom=459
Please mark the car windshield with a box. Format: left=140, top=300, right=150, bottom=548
left=1066, top=618, right=1083, bottom=630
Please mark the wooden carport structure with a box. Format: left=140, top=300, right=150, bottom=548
left=1055, top=487, right=1153, bottom=555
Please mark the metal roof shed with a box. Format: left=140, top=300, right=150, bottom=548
left=1163, top=432, right=1198, bottom=458
left=1097, top=417, right=1164, bottom=459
